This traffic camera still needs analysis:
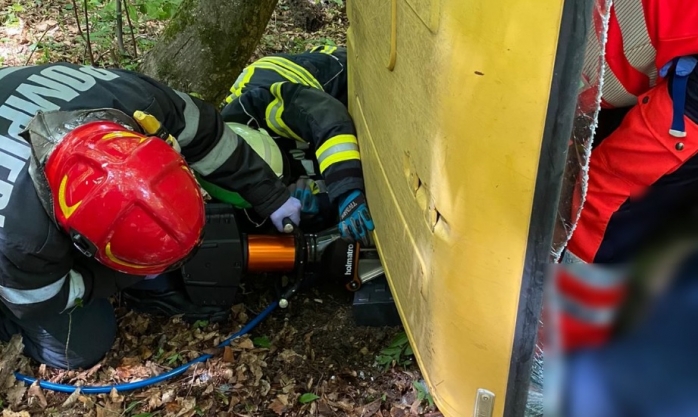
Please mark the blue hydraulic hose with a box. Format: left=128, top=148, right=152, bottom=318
left=13, top=301, right=279, bottom=394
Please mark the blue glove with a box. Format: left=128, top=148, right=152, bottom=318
left=270, top=196, right=302, bottom=232
left=338, top=190, right=374, bottom=246
left=287, top=177, right=320, bottom=215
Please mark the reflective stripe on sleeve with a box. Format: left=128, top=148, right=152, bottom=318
left=174, top=91, right=201, bottom=147
left=190, top=126, right=240, bottom=175
left=265, top=82, right=305, bottom=142
left=315, top=134, right=360, bottom=173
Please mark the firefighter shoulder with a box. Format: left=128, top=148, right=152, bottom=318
left=223, top=45, right=347, bottom=106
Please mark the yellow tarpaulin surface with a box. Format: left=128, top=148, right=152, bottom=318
left=346, top=0, right=564, bottom=415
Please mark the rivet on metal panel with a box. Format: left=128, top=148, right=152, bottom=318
left=473, top=388, right=495, bottom=417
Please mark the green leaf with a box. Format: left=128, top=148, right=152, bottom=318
left=379, top=347, right=402, bottom=357
left=299, top=393, right=320, bottom=404
left=389, top=332, right=408, bottom=348
left=253, top=336, right=271, bottom=348
left=404, top=345, right=414, bottom=356
left=125, top=401, right=141, bottom=413
left=192, top=319, right=208, bottom=329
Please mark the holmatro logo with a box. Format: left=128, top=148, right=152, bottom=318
left=345, top=243, right=354, bottom=276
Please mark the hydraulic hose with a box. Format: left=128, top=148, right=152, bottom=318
left=13, top=301, right=279, bottom=394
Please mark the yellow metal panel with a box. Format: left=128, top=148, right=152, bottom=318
left=347, top=0, right=565, bottom=415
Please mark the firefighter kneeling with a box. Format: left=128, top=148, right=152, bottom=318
left=0, top=50, right=375, bottom=371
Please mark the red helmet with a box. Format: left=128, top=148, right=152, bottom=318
left=43, top=120, right=205, bottom=275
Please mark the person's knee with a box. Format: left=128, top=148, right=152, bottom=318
left=24, top=299, right=117, bottom=370
left=63, top=299, right=116, bottom=369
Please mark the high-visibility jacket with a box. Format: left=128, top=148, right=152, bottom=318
left=220, top=46, right=364, bottom=204
left=562, top=0, right=698, bottom=350
left=581, top=0, right=698, bottom=122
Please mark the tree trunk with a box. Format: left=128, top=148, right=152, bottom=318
left=139, top=0, right=279, bottom=105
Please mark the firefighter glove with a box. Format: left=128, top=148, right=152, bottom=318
left=288, top=177, right=320, bottom=215
left=270, top=196, right=302, bottom=233
left=338, top=190, right=374, bottom=246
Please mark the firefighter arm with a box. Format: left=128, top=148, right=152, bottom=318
left=133, top=74, right=290, bottom=218
left=234, top=82, right=366, bottom=203
left=0, top=233, right=141, bottom=320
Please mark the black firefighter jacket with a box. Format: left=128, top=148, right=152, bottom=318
left=220, top=46, right=365, bottom=204
left=0, top=63, right=288, bottom=320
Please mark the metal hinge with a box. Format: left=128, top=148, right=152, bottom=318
left=473, top=389, right=495, bottom=417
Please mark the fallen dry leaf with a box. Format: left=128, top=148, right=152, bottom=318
left=223, top=346, right=235, bottom=363
left=410, top=397, right=421, bottom=415
left=236, top=338, right=254, bottom=350
left=176, top=397, right=196, bottom=417
left=268, top=396, right=288, bottom=415
left=5, top=385, right=26, bottom=407
left=317, top=400, right=334, bottom=416
left=165, top=401, right=181, bottom=414
left=27, top=380, right=48, bottom=408
left=360, top=399, right=382, bottom=416
left=61, top=388, right=82, bottom=408
left=78, top=394, right=95, bottom=410
left=278, top=349, right=303, bottom=364
left=0, top=334, right=23, bottom=385
left=2, top=410, right=31, bottom=417
left=328, top=400, right=354, bottom=412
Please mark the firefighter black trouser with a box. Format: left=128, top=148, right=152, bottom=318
left=0, top=274, right=175, bottom=370
left=0, top=297, right=116, bottom=370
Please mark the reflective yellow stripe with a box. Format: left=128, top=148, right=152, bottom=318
left=258, top=57, right=323, bottom=90
left=315, top=134, right=358, bottom=158
left=320, top=45, right=337, bottom=54
left=265, top=82, right=305, bottom=142
left=227, top=56, right=324, bottom=102
left=319, top=150, right=361, bottom=173
left=230, top=66, right=255, bottom=99
left=316, top=134, right=361, bottom=173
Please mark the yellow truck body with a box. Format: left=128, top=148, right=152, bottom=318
left=346, top=0, right=594, bottom=415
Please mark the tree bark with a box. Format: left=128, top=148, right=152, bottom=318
left=139, top=0, right=279, bottom=105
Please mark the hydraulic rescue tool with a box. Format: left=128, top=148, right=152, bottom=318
left=180, top=203, right=385, bottom=308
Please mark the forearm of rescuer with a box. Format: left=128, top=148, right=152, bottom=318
left=128, top=73, right=295, bottom=220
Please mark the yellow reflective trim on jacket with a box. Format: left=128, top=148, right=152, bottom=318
left=227, top=66, right=256, bottom=102
left=315, top=134, right=358, bottom=159
left=316, top=134, right=361, bottom=173
left=319, top=150, right=361, bottom=173
left=310, top=45, right=337, bottom=54
left=258, top=57, right=323, bottom=90
left=236, top=63, right=307, bottom=97
left=265, top=82, right=305, bottom=142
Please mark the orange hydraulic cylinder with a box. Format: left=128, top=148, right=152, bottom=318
left=246, top=235, right=297, bottom=273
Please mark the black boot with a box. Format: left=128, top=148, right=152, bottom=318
left=120, top=288, right=232, bottom=324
